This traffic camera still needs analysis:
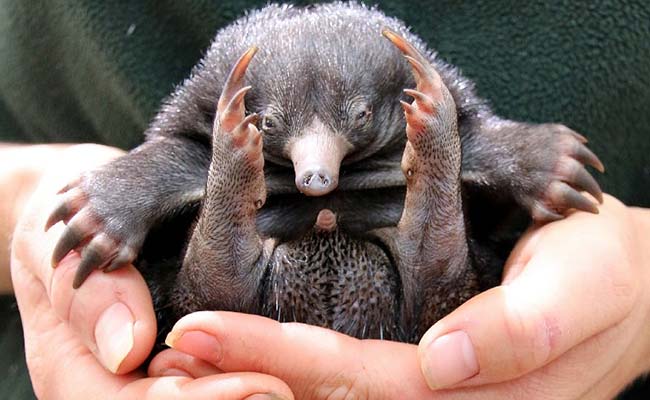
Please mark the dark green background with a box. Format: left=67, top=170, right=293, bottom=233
left=1, top=1, right=648, bottom=398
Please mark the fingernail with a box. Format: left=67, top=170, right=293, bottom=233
left=165, top=330, right=222, bottom=364
left=94, top=302, right=135, bottom=373
left=421, top=330, right=479, bottom=389
left=244, top=394, right=289, bottom=400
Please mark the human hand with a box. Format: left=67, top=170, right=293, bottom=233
left=11, top=144, right=294, bottom=399
left=415, top=196, right=650, bottom=398
left=160, top=195, right=650, bottom=399
left=0, top=144, right=73, bottom=293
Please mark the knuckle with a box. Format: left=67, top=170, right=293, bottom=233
left=502, top=287, right=554, bottom=376
left=599, top=254, right=639, bottom=317
left=575, top=223, right=638, bottom=313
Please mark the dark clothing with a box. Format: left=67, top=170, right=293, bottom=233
left=1, top=1, right=648, bottom=398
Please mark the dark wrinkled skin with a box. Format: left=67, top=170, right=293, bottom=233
left=47, top=2, right=604, bottom=346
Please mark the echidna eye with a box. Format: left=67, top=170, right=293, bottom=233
left=262, top=117, right=274, bottom=130
left=355, top=107, right=372, bottom=122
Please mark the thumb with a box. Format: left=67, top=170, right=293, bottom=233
left=416, top=213, right=636, bottom=390
left=11, top=144, right=157, bottom=374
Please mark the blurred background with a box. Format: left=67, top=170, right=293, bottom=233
left=1, top=1, right=648, bottom=398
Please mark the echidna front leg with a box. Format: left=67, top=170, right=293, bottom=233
left=46, top=131, right=210, bottom=289
left=383, top=30, right=480, bottom=341
left=175, top=48, right=270, bottom=315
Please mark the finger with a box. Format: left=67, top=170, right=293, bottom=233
left=13, top=200, right=138, bottom=398
left=11, top=144, right=157, bottom=374
left=149, top=348, right=223, bottom=378
left=166, top=311, right=437, bottom=399
left=417, top=203, right=637, bottom=389
left=50, top=251, right=156, bottom=373
left=121, top=374, right=294, bottom=400
left=13, top=258, right=293, bottom=400
left=429, top=305, right=647, bottom=400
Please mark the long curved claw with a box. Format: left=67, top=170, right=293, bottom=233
left=217, top=47, right=258, bottom=132
left=531, top=202, right=564, bottom=223
left=51, top=225, right=86, bottom=267
left=381, top=28, right=427, bottom=65
left=525, top=125, right=606, bottom=222
left=232, top=113, right=260, bottom=146
left=222, top=86, right=252, bottom=127
left=399, top=100, right=415, bottom=117
left=399, top=100, right=426, bottom=141
left=571, top=141, right=605, bottom=173
left=51, top=209, right=98, bottom=267
left=403, top=89, right=435, bottom=114
left=382, top=28, right=443, bottom=103
left=72, top=234, right=119, bottom=288
left=560, top=158, right=604, bottom=203
left=104, top=246, right=137, bottom=273
left=46, top=201, right=73, bottom=232
left=212, top=46, right=264, bottom=176
left=45, top=188, right=86, bottom=231
left=548, top=181, right=599, bottom=214
left=570, top=131, right=588, bottom=144
left=57, top=177, right=82, bottom=194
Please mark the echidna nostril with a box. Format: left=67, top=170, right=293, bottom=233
left=303, top=173, right=314, bottom=186
left=295, top=167, right=338, bottom=196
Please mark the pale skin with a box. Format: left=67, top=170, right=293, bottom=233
left=0, top=143, right=76, bottom=294
left=5, top=143, right=650, bottom=399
